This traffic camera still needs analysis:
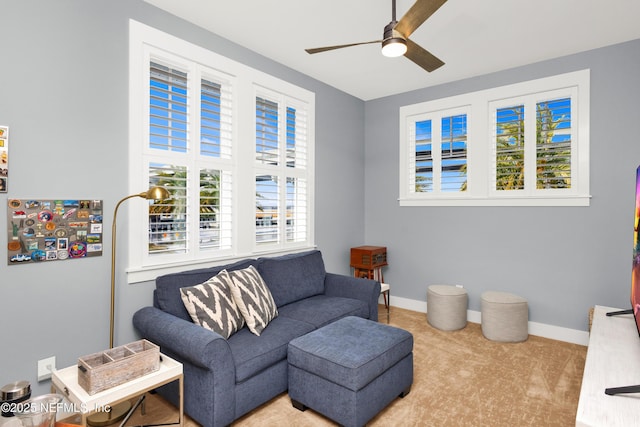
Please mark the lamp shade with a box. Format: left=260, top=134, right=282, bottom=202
left=144, top=186, right=170, bottom=201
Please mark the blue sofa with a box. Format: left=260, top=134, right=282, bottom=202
left=133, top=250, right=380, bottom=427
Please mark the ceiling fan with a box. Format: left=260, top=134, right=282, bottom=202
left=305, top=0, right=447, bottom=73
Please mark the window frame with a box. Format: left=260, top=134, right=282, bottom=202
left=128, top=20, right=315, bottom=283
left=399, top=69, right=590, bottom=207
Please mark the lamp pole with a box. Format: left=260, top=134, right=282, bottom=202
left=89, top=186, right=169, bottom=427
left=109, top=187, right=170, bottom=349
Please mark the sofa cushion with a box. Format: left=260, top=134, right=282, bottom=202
left=277, top=295, right=369, bottom=328
left=257, top=250, right=326, bottom=307
left=228, top=266, right=278, bottom=336
left=155, top=258, right=256, bottom=321
left=228, top=316, right=315, bottom=383
left=179, top=270, right=245, bottom=339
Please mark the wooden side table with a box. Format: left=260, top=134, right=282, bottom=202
left=51, top=353, right=183, bottom=427
left=380, top=283, right=390, bottom=323
left=350, top=246, right=389, bottom=322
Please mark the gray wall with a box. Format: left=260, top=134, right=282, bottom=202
left=364, top=39, right=640, bottom=331
left=0, top=0, right=365, bottom=395
left=2, top=0, right=639, bottom=398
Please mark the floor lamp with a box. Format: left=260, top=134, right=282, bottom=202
left=88, top=186, right=170, bottom=427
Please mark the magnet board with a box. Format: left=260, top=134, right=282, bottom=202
left=7, top=199, right=103, bottom=265
left=0, top=126, right=8, bottom=192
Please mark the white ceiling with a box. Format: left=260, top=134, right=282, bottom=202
left=143, top=0, right=640, bottom=101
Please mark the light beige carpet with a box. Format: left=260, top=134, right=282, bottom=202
left=124, top=306, right=587, bottom=427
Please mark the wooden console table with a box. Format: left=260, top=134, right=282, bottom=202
left=576, top=305, right=640, bottom=426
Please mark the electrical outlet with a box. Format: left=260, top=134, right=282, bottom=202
left=37, top=356, right=56, bottom=381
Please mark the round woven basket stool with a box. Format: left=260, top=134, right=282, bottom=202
left=481, top=291, right=529, bottom=342
left=426, top=285, right=468, bottom=331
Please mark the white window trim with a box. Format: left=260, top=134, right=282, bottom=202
left=399, top=69, right=590, bottom=207
left=128, top=20, right=315, bottom=283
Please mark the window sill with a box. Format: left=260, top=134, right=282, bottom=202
left=398, top=195, right=591, bottom=207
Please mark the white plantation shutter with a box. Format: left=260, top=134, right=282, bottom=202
left=441, top=114, right=467, bottom=192
left=413, top=119, right=433, bottom=193
left=256, top=174, right=279, bottom=244
left=286, top=177, right=307, bottom=243
left=495, top=105, right=525, bottom=191
left=256, top=97, right=279, bottom=165
left=255, top=93, right=310, bottom=247
left=148, top=163, right=188, bottom=254
left=536, top=98, right=571, bottom=189
left=201, top=78, right=233, bottom=159
left=286, top=106, right=308, bottom=168
left=149, top=62, right=188, bottom=153
left=199, top=169, right=232, bottom=251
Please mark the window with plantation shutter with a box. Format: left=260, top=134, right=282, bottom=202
left=129, top=21, right=315, bottom=281
left=490, top=94, right=573, bottom=196
left=145, top=58, right=234, bottom=262
left=399, top=69, right=589, bottom=206
left=254, top=91, right=310, bottom=247
left=407, top=108, right=469, bottom=195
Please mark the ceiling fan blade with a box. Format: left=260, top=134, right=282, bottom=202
left=305, top=40, right=383, bottom=54
left=404, top=38, right=444, bottom=72
left=395, top=0, right=448, bottom=38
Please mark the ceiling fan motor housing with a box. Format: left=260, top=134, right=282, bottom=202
left=383, top=21, right=405, bottom=42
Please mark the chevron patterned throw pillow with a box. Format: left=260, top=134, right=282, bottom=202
left=179, top=269, right=245, bottom=339
left=228, top=265, right=278, bottom=336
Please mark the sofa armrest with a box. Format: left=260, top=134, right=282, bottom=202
left=133, top=306, right=233, bottom=371
left=134, top=307, right=238, bottom=427
left=324, top=273, right=380, bottom=321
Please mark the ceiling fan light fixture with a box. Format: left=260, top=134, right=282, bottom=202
left=381, top=37, right=407, bottom=57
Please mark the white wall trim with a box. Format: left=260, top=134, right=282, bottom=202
left=385, top=294, right=589, bottom=346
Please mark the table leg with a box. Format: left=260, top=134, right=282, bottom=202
left=380, top=289, right=390, bottom=323
left=178, top=376, right=184, bottom=427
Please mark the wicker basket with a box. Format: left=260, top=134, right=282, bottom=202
left=77, top=340, right=159, bottom=395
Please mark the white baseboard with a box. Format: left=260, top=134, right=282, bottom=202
left=380, top=294, right=590, bottom=346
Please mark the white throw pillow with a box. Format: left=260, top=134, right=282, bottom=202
left=228, top=265, right=278, bottom=336
left=179, top=269, right=245, bottom=339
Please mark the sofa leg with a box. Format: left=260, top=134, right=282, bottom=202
left=292, top=399, right=307, bottom=411
left=399, top=386, right=411, bottom=398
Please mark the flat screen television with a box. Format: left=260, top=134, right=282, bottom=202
left=604, top=165, right=640, bottom=395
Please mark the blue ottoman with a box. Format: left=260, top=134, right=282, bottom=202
left=288, top=316, right=413, bottom=427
